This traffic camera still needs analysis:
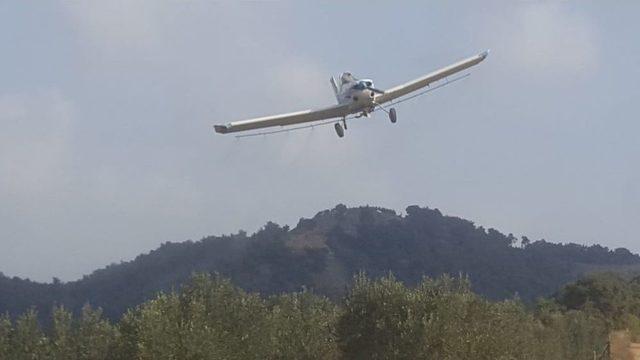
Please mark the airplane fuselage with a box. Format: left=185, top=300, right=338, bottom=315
left=335, top=73, right=380, bottom=115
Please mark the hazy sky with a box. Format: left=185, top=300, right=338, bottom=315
left=1, top=2, right=639, bottom=282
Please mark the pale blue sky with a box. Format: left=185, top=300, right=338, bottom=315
left=1, top=2, right=639, bottom=281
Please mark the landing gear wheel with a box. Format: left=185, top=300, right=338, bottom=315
left=389, top=108, right=397, bottom=123
left=334, top=122, right=345, bottom=138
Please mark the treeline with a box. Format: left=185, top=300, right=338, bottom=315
left=2, top=205, right=639, bottom=324
left=4, top=272, right=639, bottom=359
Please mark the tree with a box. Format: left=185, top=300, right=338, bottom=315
left=268, top=291, right=338, bottom=359
left=12, top=309, right=47, bottom=359
left=337, top=274, right=426, bottom=359
left=75, top=305, right=117, bottom=360
left=51, top=306, right=75, bottom=360
left=0, top=313, right=12, bottom=358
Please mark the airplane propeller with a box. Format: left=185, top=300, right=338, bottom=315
left=354, top=81, right=385, bottom=94
left=367, top=86, right=385, bottom=94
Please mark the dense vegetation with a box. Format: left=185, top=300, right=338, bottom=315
left=555, top=272, right=640, bottom=337
left=1, top=205, right=638, bottom=324
left=5, top=272, right=640, bottom=359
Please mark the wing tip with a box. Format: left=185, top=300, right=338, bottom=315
left=214, top=125, right=229, bottom=134
left=479, top=49, right=490, bottom=60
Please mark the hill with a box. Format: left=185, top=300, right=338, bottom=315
left=1, top=204, right=639, bottom=322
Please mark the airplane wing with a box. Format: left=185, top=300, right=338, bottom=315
left=214, top=102, right=352, bottom=134
left=375, top=50, right=489, bottom=105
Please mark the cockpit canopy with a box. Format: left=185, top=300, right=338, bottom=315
left=352, top=79, right=375, bottom=90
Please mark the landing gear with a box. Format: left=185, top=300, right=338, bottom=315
left=373, top=102, right=397, bottom=124
left=334, top=122, right=345, bottom=138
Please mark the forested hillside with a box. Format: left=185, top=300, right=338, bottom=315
left=1, top=205, right=638, bottom=323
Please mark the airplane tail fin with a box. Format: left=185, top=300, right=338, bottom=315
left=330, top=77, right=340, bottom=102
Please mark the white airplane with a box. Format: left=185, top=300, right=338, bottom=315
left=214, top=50, right=489, bottom=138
